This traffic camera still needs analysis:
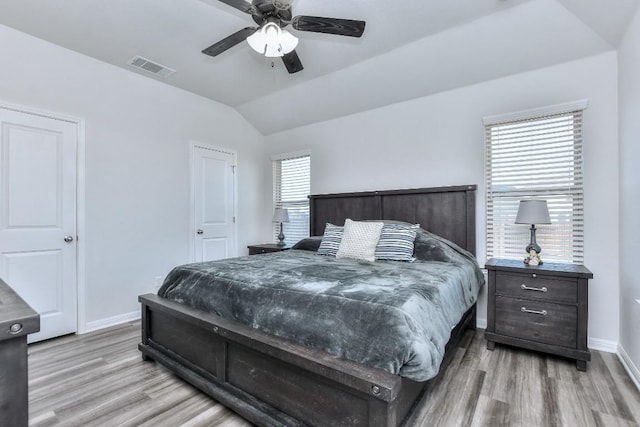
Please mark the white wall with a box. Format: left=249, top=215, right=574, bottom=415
left=0, top=24, right=265, bottom=327
left=618, top=8, right=640, bottom=378
left=264, top=52, right=620, bottom=345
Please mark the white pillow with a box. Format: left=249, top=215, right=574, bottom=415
left=336, top=219, right=384, bottom=262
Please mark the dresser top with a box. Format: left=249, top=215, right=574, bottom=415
left=485, top=258, right=593, bottom=279
left=0, top=279, right=40, bottom=341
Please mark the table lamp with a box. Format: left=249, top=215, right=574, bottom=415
left=515, top=200, right=551, bottom=265
left=272, top=208, right=289, bottom=246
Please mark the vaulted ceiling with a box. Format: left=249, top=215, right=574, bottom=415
left=0, top=0, right=637, bottom=134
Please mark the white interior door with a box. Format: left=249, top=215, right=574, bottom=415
left=0, top=107, right=78, bottom=343
left=193, top=145, right=236, bottom=262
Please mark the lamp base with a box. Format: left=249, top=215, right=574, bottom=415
left=525, top=242, right=541, bottom=254
left=524, top=255, right=543, bottom=266
left=523, top=224, right=543, bottom=265
left=277, top=222, right=286, bottom=246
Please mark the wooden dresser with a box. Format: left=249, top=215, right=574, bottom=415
left=484, top=258, right=593, bottom=371
left=0, top=279, right=40, bottom=426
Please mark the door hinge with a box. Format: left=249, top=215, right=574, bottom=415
left=231, top=165, right=236, bottom=174
left=233, top=216, right=236, bottom=223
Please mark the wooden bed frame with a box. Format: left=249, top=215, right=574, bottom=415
left=139, top=185, right=478, bottom=426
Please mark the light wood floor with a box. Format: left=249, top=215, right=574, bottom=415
left=27, top=322, right=640, bottom=426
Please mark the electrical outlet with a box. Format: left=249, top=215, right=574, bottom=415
left=155, top=276, right=164, bottom=290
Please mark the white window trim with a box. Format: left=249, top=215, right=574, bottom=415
left=271, top=149, right=312, bottom=162
left=483, top=99, right=589, bottom=126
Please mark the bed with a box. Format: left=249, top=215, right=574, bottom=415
left=139, top=185, right=481, bottom=426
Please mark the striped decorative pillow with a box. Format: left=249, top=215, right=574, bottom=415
left=375, top=223, right=419, bottom=262
left=317, top=223, right=343, bottom=256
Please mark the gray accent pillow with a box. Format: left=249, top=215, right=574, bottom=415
left=412, top=229, right=469, bottom=262
left=291, top=236, right=323, bottom=252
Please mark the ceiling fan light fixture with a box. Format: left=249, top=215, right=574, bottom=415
left=203, top=0, right=366, bottom=74
left=278, top=29, right=298, bottom=54
left=247, top=21, right=298, bottom=58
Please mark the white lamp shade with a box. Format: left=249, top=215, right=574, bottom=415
left=247, top=23, right=298, bottom=58
left=272, top=208, right=289, bottom=223
left=515, top=200, right=551, bottom=225
left=246, top=28, right=269, bottom=56
left=277, top=30, right=298, bottom=54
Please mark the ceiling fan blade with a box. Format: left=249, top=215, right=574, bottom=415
left=292, top=16, right=366, bottom=38
left=216, top=0, right=256, bottom=14
left=282, top=50, right=304, bottom=74
left=202, top=27, right=258, bottom=57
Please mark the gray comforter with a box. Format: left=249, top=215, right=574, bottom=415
left=158, top=229, right=484, bottom=382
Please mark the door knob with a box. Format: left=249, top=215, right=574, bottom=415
left=196, top=229, right=204, bottom=235
left=64, top=235, right=74, bottom=243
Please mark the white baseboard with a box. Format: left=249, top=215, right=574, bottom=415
left=618, top=344, right=640, bottom=392
left=83, top=311, right=140, bottom=334
left=589, top=337, right=618, bottom=353
left=477, top=317, right=487, bottom=329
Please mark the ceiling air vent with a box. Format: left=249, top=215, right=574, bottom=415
left=127, top=56, right=176, bottom=78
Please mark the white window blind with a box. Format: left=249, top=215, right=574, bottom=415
left=485, top=108, right=584, bottom=263
left=273, top=154, right=310, bottom=245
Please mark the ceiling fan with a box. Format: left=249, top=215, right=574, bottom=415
left=202, top=0, right=366, bottom=74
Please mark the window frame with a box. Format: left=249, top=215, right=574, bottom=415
left=271, top=150, right=311, bottom=246
left=483, top=100, right=588, bottom=264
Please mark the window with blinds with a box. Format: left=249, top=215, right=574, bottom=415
left=273, top=154, right=311, bottom=245
left=485, top=106, right=585, bottom=263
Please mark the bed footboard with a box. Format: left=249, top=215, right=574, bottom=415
left=139, top=294, right=476, bottom=426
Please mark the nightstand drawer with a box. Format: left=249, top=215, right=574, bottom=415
left=495, top=296, right=577, bottom=348
left=496, top=272, right=577, bottom=303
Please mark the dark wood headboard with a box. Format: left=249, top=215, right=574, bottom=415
left=309, top=185, right=477, bottom=255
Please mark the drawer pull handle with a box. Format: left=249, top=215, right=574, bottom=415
left=521, top=284, right=548, bottom=293
left=521, top=307, right=547, bottom=316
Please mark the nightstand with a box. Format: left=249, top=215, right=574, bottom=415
left=484, top=258, right=593, bottom=371
left=247, top=243, right=291, bottom=255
